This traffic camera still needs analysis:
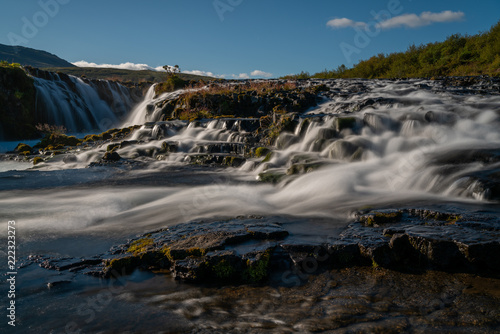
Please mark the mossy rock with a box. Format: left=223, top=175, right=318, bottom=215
left=159, top=141, right=178, bottom=154
left=254, top=147, right=270, bottom=158
left=212, top=259, right=237, bottom=280
left=106, top=143, right=120, bottom=152
left=222, top=156, right=246, bottom=167
left=32, top=157, right=43, bottom=165
left=105, top=256, right=141, bottom=275
left=261, top=151, right=273, bottom=163
left=286, top=162, right=326, bottom=175
left=360, top=210, right=403, bottom=227
left=101, top=128, right=120, bottom=140
left=163, top=246, right=208, bottom=262
left=311, top=84, right=330, bottom=94
left=127, top=237, right=154, bottom=255
left=258, top=170, right=286, bottom=184
left=103, top=151, right=121, bottom=161
left=83, top=134, right=102, bottom=142
left=243, top=249, right=273, bottom=283
left=38, top=134, right=82, bottom=148
left=15, top=143, right=32, bottom=153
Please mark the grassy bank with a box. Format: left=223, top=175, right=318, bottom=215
left=283, top=20, right=500, bottom=79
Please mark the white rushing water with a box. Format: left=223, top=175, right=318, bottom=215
left=33, top=72, right=134, bottom=132
left=2, top=78, right=500, bottom=236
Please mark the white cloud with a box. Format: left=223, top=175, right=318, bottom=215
left=232, top=73, right=250, bottom=79
left=183, top=70, right=215, bottom=77
left=73, top=61, right=273, bottom=80
left=326, top=10, right=464, bottom=30
left=327, top=18, right=366, bottom=29
left=377, top=11, right=464, bottom=29
left=250, top=70, right=273, bottom=78
left=72, top=60, right=167, bottom=72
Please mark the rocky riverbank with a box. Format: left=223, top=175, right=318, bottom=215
left=29, top=207, right=499, bottom=287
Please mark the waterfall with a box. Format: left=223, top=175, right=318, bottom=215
left=122, top=85, right=188, bottom=126
left=33, top=72, right=135, bottom=132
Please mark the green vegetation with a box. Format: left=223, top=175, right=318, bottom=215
left=83, top=126, right=138, bottom=143
left=243, top=249, right=272, bottom=283
left=283, top=20, right=500, bottom=79
left=154, top=74, right=188, bottom=94
left=362, top=211, right=403, bottom=227
left=127, top=238, right=154, bottom=255
left=154, top=80, right=316, bottom=123
left=254, top=147, right=270, bottom=158
left=213, top=259, right=236, bottom=279
left=163, top=246, right=207, bottom=262
left=32, top=157, right=43, bottom=165
left=0, top=60, right=21, bottom=69
left=37, top=133, right=82, bottom=149
left=15, top=143, right=32, bottom=153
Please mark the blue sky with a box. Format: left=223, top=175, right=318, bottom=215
left=0, top=0, right=499, bottom=78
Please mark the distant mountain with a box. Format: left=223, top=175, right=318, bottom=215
left=0, top=43, right=75, bottom=68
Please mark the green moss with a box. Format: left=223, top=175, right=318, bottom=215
left=222, top=156, right=245, bottom=167
left=243, top=249, right=272, bottom=283
left=163, top=246, right=206, bottom=261
left=362, top=211, right=402, bottom=226
left=186, top=247, right=206, bottom=258
left=15, top=143, right=32, bottom=153
left=371, top=258, right=379, bottom=269
left=107, top=143, right=120, bottom=152
left=155, top=75, right=188, bottom=94
left=213, top=259, right=235, bottom=279
left=105, top=256, right=139, bottom=274
left=254, top=147, right=270, bottom=158
left=38, top=133, right=82, bottom=148
left=32, top=157, right=44, bottom=165
left=262, top=151, right=273, bottom=163
left=127, top=237, right=154, bottom=255
left=258, top=171, right=286, bottom=184
left=83, top=134, right=102, bottom=142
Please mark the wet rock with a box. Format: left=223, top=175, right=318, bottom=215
left=258, top=170, right=287, bottom=184
left=359, top=210, right=403, bottom=227
left=34, top=209, right=500, bottom=286
left=40, top=258, right=102, bottom=271
left=334, top=117, right=357, bottom=132
left=363, top=113, right=399, bottom=133
left=327, top=140, right=363, bottom=161
left=103, top=151, right=121, bottom=161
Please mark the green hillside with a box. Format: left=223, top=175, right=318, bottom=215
left=284, top=20, right=500, bottom=79
left=42, top=67, right=214, bottom=83
left=0, top=43, right=75, bottom=68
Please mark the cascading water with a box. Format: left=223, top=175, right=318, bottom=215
left=4, top=78, right=500, bottom=230
left=2, top=78, right=500, bottom=333
left=33, top=72, right=135, bottom=132
left=123, top=85, right=187, bottom=126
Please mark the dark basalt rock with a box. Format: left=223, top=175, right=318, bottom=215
left=102, top=151, right=121, bottom=161
left=31, top=209, right=500, bottom=287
